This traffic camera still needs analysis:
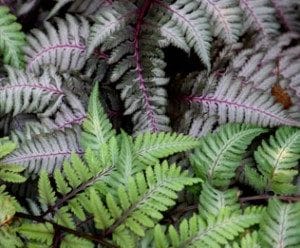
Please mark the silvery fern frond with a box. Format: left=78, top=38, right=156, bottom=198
left=239, top=0, right=280, bottom=38
left=198, top=0, right=243, bottom=44
left=0, top=67, right=64, bottom=117
left=1, top=129, right=83, bottom=175
left=158, top=0, right=212, bottom=69
left=187, top=73, right=300, bottom=127
left=25, top=15, right=89, bottom=73
left=87, top=1, right=137, bottom=56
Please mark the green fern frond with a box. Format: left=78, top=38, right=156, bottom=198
left=0, top=138, right=25, bottom=183
left=154, top=206, right=264, bottom=248
left=199, top=183, right=240, bottom=218
left=18, top=223, right=53, bottom=246
left=134, top=131, right=199, bottom=166
left=259, top=199, right=300, bottom=247
left=245, top=126, right=300, bottom=194
left=81, top=82, right=115, bottom=151
left=226, top=231, right=261, bottom=248
left=190, top=123, right=266, bottom=188
left=0, top=6, right=26, bottom=68
left=87, top=162, right=200, bottom=248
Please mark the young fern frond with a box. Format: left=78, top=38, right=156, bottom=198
left=81, top=82, right=115, bottom=151
left=154, top=206, right=264, bottom=248
left=0, top=67, right=64, bottom=117
left=259, top=199, right=300, bottom=247
left=244, top=126, right=300, bottom=194
left=25, top=15, right=89, bottom=73
left=87, top=162, right=200, bottom=248
left=190, top=123, right=266, bottom=187
left=0, top=6, right=26, bottom=68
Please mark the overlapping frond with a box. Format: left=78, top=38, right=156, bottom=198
left=0, top=6, right=26, bottom=68
left=159, top=0, right=211, bottom=69
left=244, top=126, right=300, bottom=194
left=239, top=0, right=280, bottom=38
left=190, top=123, right=266, bottom=187
left=260, top=199, right=300, bottom=247
left=1, top=129, right=82, bottom=175
left=199, top=183, right=240, bottom=218
left=154, top=206, right=264, bottom=248
left=188, top=74, right=300, bottom=127
left=87, top=162, right=200, bottom=248
left=199, top=0, right=242, bottom=44
left=25, top=15, right=89, bottom=73
left=0, top=67, right=64, bottom=117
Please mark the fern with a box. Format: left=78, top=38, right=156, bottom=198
left=0, top=66, right=64, bottom=117
left=239, top=0, right=279, bottom=38
left=190, top=123, right=266, bottom=187
left=259, top=199, right=300, bottom=247
left=81, top=82, right=115, bottom=150
left=0, top=138, right=25, bottom=183
left=25, top=15, right=89, bottom=73
left=187, top=73, right=300, bottom=127
left=155, top=205, right=264, bottom=247
left=0, top=6, right=26, bottom=68
left=88, top=162, right=200, bottom=248
left=199, top=0, right=242, bottom=44
left=244, top=126, right=300, bottom=194
left=1, top=129, right=83, bottom=174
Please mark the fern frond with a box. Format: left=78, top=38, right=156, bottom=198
left=0, top=138, right=25, bottom=183
left=25, top=15, right=89, bottom=73
left=239, top=0, right=280, bottom=38
left=199, top=0, right=242, bottom=44
left=87, top=1, right=136, bottom=56
left=199, top=183, right=240, bottom=218
left=1, top=129, right=82, bottom=175
left=225, top=231, right=261, bottom=248
left=260, top=199, right=300, bottom=247
left=154, top=206, right=264, bottom=248
left=188, top=74, right=300, bottom=127
left=0, top=67, right=64, bottom=117
left=69, top=0, right=112, bottom=16
left=0, top=6, right=26, bottom=68
left=134, top=131, right=199, bottom=166
left=81, top=83, right=115, bottom=151
left=18, top=222, right=53, bottom=246
left=248, top=126, right=300, bottom=194
left=88, top=162, right=200, bottom=248
left=190, top=123, right=266, bottom=187
left=158, top=0, right=211, bottom=69
left=33, top=146, right=115, bottom=222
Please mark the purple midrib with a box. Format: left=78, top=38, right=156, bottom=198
left=3, top=149, right=84, bottom=164
left=27, top=43, right=86, bottom=70
left=0, top=84, right=64, bottom=95
left=56, top=114, right=87, bottom=129
left=191, top=96, right=299, bottom=126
